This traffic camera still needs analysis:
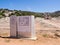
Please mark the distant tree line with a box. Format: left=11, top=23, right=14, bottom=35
left=0, top=8, right=60, bottom=18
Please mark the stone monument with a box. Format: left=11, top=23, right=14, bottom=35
left=10, top=15, right=36, bottom=40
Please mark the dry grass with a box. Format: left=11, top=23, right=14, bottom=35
left=4, top=39, right=11, bottom=42
left=0, top=17, right=60, bottom=45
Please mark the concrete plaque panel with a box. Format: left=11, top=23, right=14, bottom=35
left=17, top=16, right=35, bottom=38
left=10, top=15, right=17, bottom=37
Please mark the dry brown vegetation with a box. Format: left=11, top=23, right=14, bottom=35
left=0, top=17, right=60, bottom=45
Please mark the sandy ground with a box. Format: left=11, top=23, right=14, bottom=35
left=0, top=17, right=60, bottom=45
left=0, top=34, right=60, bottom=45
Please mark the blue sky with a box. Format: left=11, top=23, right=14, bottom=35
left=0, top=0, right=60, bottom=12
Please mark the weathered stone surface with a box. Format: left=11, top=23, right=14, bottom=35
left=10, top=15, right=36, bottom=39
left=17, top=16, right=35, bottom=38
left=10, top=15, right=17, bottom=37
